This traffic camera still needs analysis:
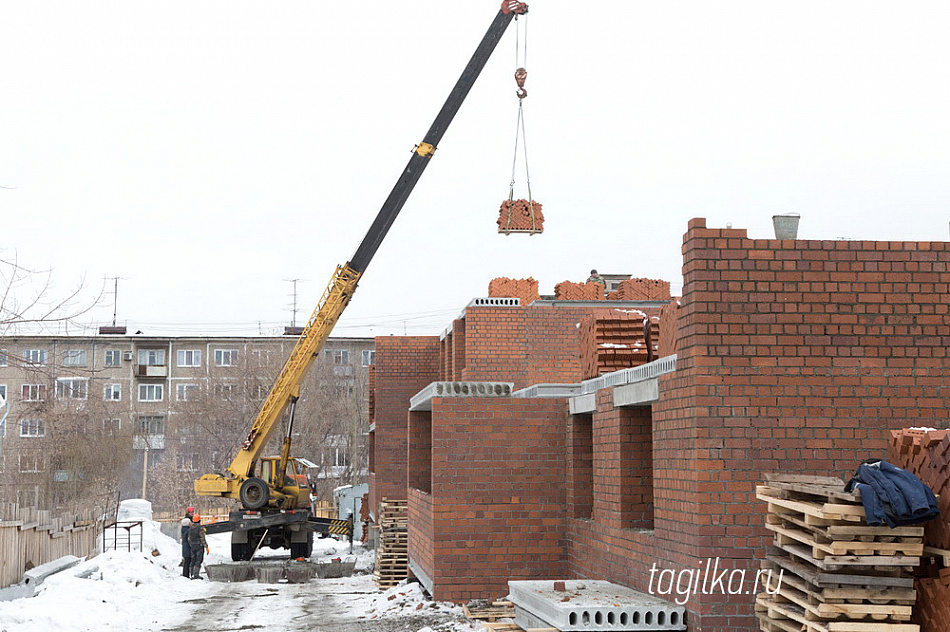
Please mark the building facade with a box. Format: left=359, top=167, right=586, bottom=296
left=0, top=333, right=373, bottom=511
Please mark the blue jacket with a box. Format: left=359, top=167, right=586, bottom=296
left=845, top=459, right=939, bottom=527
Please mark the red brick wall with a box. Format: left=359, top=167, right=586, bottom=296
left=459, top=304, right=601, bottom=388
left=368, top=336, right=440, bottom=518
left=408, top=397, right=569, bottom=602
left=567, top=219, right=950, bottom=631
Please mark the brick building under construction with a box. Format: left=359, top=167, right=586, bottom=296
left=366, top=218, right=950, bottom=631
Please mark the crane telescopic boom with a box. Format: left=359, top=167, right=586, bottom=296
left=195, top=2, right=529, bottom=510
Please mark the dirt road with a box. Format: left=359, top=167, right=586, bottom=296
left=162, top=575, right=474, bottom=632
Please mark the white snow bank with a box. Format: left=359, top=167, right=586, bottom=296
left=116, top=498, right=153, bottom=522
left=0, top=516, right=199, bottom=632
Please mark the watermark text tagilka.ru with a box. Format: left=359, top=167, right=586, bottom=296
left=648, top=558, right=784, bottom=605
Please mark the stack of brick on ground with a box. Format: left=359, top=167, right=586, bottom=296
left=579, top=309, right=659, bottom=379
left=497, top=198, right=544, bottom=233
left=488, top=277, right=540, bottom=306
left=373, top=498, right=409, bottom=589
left=554, top=280, right=604, bottom=301
left=888, top=428, right=950, bottom=632
left=606, top=277, right=672, bottom=301
left=755, top=474, right=925, bottom=632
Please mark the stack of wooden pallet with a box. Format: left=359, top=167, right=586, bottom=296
left=756, top=474, right=924, bottom=632
left=373, top=498, right=409, bottom=589
left=463, top=600, right=515, bottom=624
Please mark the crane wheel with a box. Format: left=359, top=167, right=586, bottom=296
left=239, top=477, right=270, bottom=510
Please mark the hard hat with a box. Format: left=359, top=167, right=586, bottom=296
left=186, top=506, right=195, bottom=513
left=192, top=514, right=201, bottom=523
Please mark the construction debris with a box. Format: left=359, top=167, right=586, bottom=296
left=497, top=199, right=544, bottom=234
left=756, top=474, right=925, bottom=632
left=488, top=277, right=540, bottom=306
left=579, top=309, right=659, bottom=379
left=373, top=499, right=408, bottom=589
left=554, top=281, right=603, bottom=301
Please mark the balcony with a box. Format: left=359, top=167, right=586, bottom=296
left=133, top=434, right=166, bottom=450
left=135, top=365, right=168, bottom=378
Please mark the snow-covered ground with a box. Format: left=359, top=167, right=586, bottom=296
left=0, top=501, right=483, bottom=632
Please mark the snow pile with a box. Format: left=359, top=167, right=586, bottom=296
left=0, top=511, right=198, bottom=632
left=360, top=581, right=463, bottom=621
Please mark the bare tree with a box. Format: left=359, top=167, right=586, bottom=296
left=0, top=251, right=104, bottom=336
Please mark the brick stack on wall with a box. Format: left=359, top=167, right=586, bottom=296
left=578, top=309, right=660, bottom=379
left=889, top=427, right=950, bottom=632
left=611, top=278, right=672, bottom=301
left=554, top=281, right=604, bottom=300
left=657, top=298, right=680, bottom=358
left=488, top=277, right=540, bottom=306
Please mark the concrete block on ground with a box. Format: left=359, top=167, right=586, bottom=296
left=509, top=579, right=686, bottom=631
left=24, top=555, right=83, bottom=586
left=254, top=564, right=285, bottom=584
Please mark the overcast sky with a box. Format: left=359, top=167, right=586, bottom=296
left=2, top=1, right=949, bottom=338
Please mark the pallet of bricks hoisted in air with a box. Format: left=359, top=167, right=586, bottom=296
left=755, top=473, right=925, bottom=632
left=373, top=499, right=408, bottom=589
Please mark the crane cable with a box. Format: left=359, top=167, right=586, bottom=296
left=505, top=13, right=538, bottom=232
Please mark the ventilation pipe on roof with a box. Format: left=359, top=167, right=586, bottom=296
left=772, top=213, right=800, bottom=239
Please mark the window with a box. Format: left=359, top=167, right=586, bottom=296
left=138, top=384, right=164, bottom=402
left=104, top=383, right=122, bottom=401
left=250, top=384, right=269, bottom=401
left=103, top=418, right=122, bottom=432
left=176, top=383, right=198, bottom=401
left=21, top=384, right=46, bottom=401
left=0, top=384, right=6, bottom=403
left=326, top=350, right=349, bottom=365
left=137, top=349, right=165, bottom=366
left=176, top=453, right=197, bottom=472
left=331, top=447, right=349, bottom=468
left=16, top=487, right=39, bottom=506
left=20, top=418, right=45, bottom=437
left=137, top=415, right=165, bottom=435
left=251, top=349, right=274, bottom=367
left=214, top=349, right=238, bottom=367
left=361, top=350, right=376, bottom=367
left=62, top=349, right=87, bottom=366
left=24, top=349, right=47, bottom=365
left=214, top=384, right=233, bottom=401
left=0, top=350, right=7, bottom=366
left=105, top=350, right=122, bottom=367
left=19, top=454, right=41, bottom=473
left=55, top=377, right=88, bottom=400
left=177, top=350, right=201, bottom=367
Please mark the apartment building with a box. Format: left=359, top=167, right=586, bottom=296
left=0, top=331, right=373, bottom=510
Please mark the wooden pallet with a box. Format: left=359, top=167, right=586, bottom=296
left=478, top=624, right=557, bottom=632
left=464, top=601, right=515, bottom=622
left=757, top=474, right=923, bottom=632
left=756, top=595, right=920, bottom=632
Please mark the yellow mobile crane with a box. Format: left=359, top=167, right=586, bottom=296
left=195, top=1, right=530, bottom=561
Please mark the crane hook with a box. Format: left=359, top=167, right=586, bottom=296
left=515, top=67, right=527, bottom=99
